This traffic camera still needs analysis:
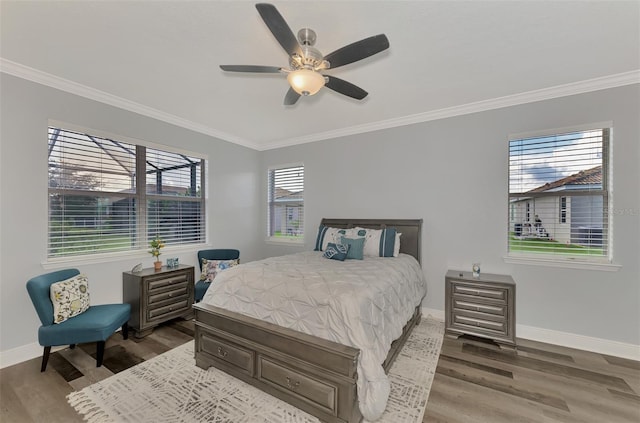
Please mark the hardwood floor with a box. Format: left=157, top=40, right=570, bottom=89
left=425, top=334, right=640, bottom=423
left=1, top=320, right=638, bottom=422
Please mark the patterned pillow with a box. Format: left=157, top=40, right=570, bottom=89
left=340, top=236, right=365, bottom=260
left=354, top=227, right=398, bottom=257
left=323, top=243, right=350, bottom=261
left=314, top=225, right=352, bottom=251
left=50, top=274, right=91, bottom=324
left=200, top=259, right=239, bottom=283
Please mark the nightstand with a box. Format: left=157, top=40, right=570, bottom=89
left=445, top=269, right=516, bottom=348
left=123, top=264, right=195, bottom=338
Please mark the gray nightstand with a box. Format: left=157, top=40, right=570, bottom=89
left=123, top=264, right=194, bottom=338
left=445, top=269, right=516, bottom=348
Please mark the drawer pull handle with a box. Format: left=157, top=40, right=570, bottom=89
left=285, top=377, right=300, bottom=390
left=217, top=347, right=228, bottom=358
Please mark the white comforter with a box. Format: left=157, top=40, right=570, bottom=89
left=202, top=251, right=427, bottom=421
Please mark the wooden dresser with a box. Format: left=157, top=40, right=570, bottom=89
left=445, top=269, right=516, bottom=348
left=123, top=264, right=195, bottom=338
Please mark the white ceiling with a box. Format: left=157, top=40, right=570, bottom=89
left=1, top=1, right=639, bottom=151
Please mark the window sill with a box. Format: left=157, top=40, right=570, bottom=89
left=503, top=254, right=621, bottom=272
left=265, top=237, right=305, bottom=246
left=42, top=244, right=208, bottom=270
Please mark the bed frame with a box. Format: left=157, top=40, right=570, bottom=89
left=193, top=218, right=423, bottom=423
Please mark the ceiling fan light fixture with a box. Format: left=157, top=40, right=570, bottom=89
left=287, top=69, right=325, bottom=96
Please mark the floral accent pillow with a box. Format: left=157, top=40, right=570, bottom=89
left=50, top=274, right=91, bottom=324
left=200, top=259, right=239, bottom=283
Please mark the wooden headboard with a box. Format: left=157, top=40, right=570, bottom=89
left=320, top=218, right=423, bottom=264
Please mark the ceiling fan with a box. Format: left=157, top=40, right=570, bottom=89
left=220, top=3, right=390, bottom=105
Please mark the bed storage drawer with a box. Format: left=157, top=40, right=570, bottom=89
left=199, top=333, right=255, bottom=376
left=258, top=356, right=337, bottom=415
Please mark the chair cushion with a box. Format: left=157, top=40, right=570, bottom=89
left=50, top=274, right=91, bottom=323
left=38, top=303, right=131, bottom=347
left=194, top=281, right=210, bottom=302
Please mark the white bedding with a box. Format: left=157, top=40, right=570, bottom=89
left=201, top=251, right=427, bottom=421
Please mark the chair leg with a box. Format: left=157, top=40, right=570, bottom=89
left=41, top=346, right=51, bottom=372
left=122, top=322, right=129, bottom=340
left=96, top=341, right=105, bottom=367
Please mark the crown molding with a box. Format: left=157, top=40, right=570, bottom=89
left=0, top=58, right=260, bottom=150
left=260, top=70, right=640, bottom=150
left=2, top=58, right=638, bottom=152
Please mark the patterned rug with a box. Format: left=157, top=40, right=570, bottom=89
left=68, top=317, right=444, bottom=423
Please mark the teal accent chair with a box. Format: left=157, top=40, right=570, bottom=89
left=195, top=249, right=240, bottom=302
left=26, top=268, right=131, bottom=372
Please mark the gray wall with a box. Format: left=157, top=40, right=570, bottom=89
left=261, top=85, right=640, bottom=346
left=1, top=72, right=638, bottom=358
left=0, top=74, right=262, bottom=352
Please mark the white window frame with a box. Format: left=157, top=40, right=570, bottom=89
left=267, top=163, right=304, bottom=245
left=46, top=121, right=207, bottom=266
left=504, top=122, right=620, bottom=271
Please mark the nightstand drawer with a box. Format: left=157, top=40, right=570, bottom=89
left=148, top=299, right=189, bottom=319
left=453, top=314, right=507, bottom=334
left=148, top=285, right=188, bottom=304
left=453, top=284, right=507, bottom=301
left=148, top=274, right=189, bottom=291
left=453, top=299, right=507, bottom=317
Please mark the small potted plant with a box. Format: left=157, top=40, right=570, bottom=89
left=149, top=235, right=165, bottom=270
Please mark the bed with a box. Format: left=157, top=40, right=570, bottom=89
left=193, top=218, right=425, bottom=423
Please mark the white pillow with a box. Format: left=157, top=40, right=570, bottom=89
left=50, top=274, right=90, bottom=324
left=354, top=227, right=399, bottom=257
left=314, top=226, right=358, bottom=251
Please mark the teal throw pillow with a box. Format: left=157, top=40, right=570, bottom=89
left=323, top=243, right=350, bottom=261
left=340, top=236, right=365, bottom=260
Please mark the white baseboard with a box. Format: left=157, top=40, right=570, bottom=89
left=422, top=307, right=640, bottom=361
left=0, top=342, right=65, bottom=369
left=1, top=327, right=125, bottom=369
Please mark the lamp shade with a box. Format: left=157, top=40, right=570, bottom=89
left=287, top=69, right=325, bottom=96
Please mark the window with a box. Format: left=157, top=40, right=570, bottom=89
left=508, top=126, right=610, bottom=261
left=267, top=164, right=304, bottom=242
left=559, top=196, right=567, bottom=223
left=48, top=126, right=206, bottom=259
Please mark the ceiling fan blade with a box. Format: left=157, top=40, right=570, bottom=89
left=324, top=76, right=368, bottom=100
left=323, top=34, right=389, bottom=69
left=256, top=3, right=303, bottom=58
left=284, top=87, right=301, bottom=105
left=220, top=65, right=284, bottom=73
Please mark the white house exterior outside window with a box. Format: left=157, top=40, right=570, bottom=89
left=508, top=125, right=610, bottom=264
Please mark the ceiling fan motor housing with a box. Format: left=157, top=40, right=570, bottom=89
left=290, top=28, right=328, bottom=70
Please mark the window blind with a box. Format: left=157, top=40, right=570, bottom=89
left=508, top=127, right=609, bottom=260
left=267, top=165, right=304, bottom=240
left=48, top=126, right=205, bottom=259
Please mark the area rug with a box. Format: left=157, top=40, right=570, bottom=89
left=68, top=316, right=444, bottom=423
